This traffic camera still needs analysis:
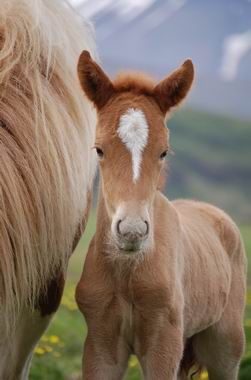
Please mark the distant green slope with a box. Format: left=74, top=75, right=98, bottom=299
left=166, top=109, right=251, bottom=223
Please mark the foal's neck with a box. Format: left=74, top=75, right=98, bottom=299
left=95, top=190, right=111, bottom=241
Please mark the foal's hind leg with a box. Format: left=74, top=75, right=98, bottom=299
left=193, top=252, right=246, bottom=380
left=193, top=318, right=245, bottom=380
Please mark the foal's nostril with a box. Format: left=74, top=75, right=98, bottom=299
left=144, top=220, right=149, bottom=236
left=117, top=219, right=122, bottom=235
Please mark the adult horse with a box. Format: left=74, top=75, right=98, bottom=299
left=0, top=1, right=96, bottom=378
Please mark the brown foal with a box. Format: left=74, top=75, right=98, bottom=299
left=76, top=51, right=246, bottom=380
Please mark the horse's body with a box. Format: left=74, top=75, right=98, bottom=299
left=0, top=1, right=96, bottom=378
left=76, top=52, right=246, bottom=379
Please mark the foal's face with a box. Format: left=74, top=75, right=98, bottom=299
left=78, top=51, right=194, bottom=253
left=95, top=95, right=169, bottom=252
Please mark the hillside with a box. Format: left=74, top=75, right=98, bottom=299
left=166, top=109, right=251, bottom=223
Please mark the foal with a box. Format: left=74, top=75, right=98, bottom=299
left=76, top=51, right=246, bottom=380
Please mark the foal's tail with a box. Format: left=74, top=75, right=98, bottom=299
left=0, top=0, right=96, bottom=331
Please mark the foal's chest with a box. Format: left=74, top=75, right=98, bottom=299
left=115, top=282, right=173, bottom=354
left=120, top=298, right=135, bottom=346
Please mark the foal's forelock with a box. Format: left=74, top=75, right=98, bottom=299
left=117, top=108, right=149, bottom=183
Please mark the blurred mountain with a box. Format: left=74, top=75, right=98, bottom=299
left=73, top=0, right=251, bottom=120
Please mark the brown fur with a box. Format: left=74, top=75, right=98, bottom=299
left=78, top=50, right=114, bottom=110
left=154, top=59, right=194, bottom=113
left=78, top=50, right=194, bottom=114
left=113, top=72, right=156, bottom=95
left=76, top=53, right=246, bottom=380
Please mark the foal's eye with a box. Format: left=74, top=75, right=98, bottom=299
left=159, top=150, right=168, bottom=160
left=95, top=147, right=104, bottom=159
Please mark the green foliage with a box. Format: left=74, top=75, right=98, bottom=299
left=30, top=358, right=64, bottom=380
left=167, top=109, right=251, bottom=223
left=240, top=356, right=251, bottom=380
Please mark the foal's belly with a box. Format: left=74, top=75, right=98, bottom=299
left=184, top=300, right=227, bottom=338
left=183, top=248, right=231, bottom=338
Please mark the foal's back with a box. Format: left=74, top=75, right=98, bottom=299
left=173, top=198, right=243, bottom=258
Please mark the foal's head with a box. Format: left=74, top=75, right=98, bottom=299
left=78, top=51, right=194, bottom=253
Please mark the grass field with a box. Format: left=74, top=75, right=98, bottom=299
left=29, top=211, right=251, bottom=379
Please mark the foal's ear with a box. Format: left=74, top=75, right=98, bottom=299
left=153, top=59, right=194, bottom=114
left=78, top=50, right=114, bottom=110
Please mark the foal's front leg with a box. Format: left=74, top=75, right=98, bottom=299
left=82, top=330, right=129, bottom=380
left=136, top=316, right=183, bottom=380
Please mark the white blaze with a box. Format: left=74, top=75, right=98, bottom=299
left=118, top=108, right=148, bottom=182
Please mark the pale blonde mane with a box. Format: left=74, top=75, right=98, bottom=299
left=0, top=0, right=96, bottom=331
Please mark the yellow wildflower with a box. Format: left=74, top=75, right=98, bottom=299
left=44, top=345, right=53, bottom=353
left=129, top=356, right=138, bottom=368
left=200, top=371, right=208, bottom=379
left=35, top=347, right=45, bottom=355
left=49, top=335, right=60, bottom=344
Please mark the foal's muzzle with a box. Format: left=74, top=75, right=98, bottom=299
left=113, top=214, right=149, bottom=252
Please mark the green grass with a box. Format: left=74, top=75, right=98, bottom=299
left=30, top=216, right=251, bottom=379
